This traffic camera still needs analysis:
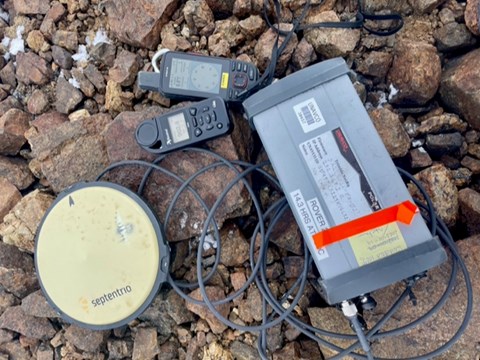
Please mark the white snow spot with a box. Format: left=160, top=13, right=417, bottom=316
left=202, top=234, right=217, bottom=251
left=376, top=92, right=387, bottom=109
left=412, top=139, right=424, bottom=148
left=1, top=36, right=10, bottom=47
left=388, top=84, right=399, bottom=101
left=72, top=44, right=89, bottom=63
left=85, top=28, right=111, bottom=47
left=2, top=25, right=25, bottom=60
left=68, top=76, right=81, bottom=89
left=179, top=211, right=188, bottom=229
left=418, top=146, right=427, bottom=154
left=9, top=26, right=25, bottom=55
left=365, top=102, right=374, bottom=110
left=92, top=28, right=110, bottom=45
left=193, top=222, right=199, bottom=230
left=0, top=8, right=9, bottom=23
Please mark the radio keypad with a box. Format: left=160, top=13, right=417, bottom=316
left=188, top=100, right=221, bottom=137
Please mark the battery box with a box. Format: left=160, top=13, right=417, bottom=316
left=243, top=58, right=447, bottom=304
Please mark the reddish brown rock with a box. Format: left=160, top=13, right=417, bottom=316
left=186, top=286, right=231, bottom=334
left=52, top=30, right=78, bottom=52
left=268, top=210, right=303, bottom=255
left=304, top=10, right=360, bottom=59
left=64, top=325, right=109, bottom=353
left=0, top=178, right=21, bottom=221
left=0, top=109, right=31, bottom=155
left=238, top=15, right=266, bottom=39
left=461, top=156, right=480, bottom=174
left=0, top=156, right=34, bottom=190
left=465, top=0, right=480, bottom=36
left=84, top=64, right=106, bottom=93
left=26, top=114, right=111, bottom=192
left=132, top=328, right=159, bottom=360
left=108, top=49, right=141, bottom=87
left=439, top=49, right=480, bottom=129
left=387, top=40, right=441, bottom=105
left=0, top=190, right=55, bottom=253
left=356, top=51, right=393, bottom=79
left=412, top=163, right=458, bottom=226
left=292, top=38, right=317, bottom=70
left=0, top=242, right=38, bottom=298
left=369, top=108, right=410, bottom=158
left=71, top=68, right=95, bottom=98
left=16, top=52, right=52, bottom=86
left=410, top=147, right=433, bottom=168
left=13, top=0, right=50, bottom=15
left=416, top=113, right=467, bottom=135
left=219, top=223, right=250, bottom=267
left=0, top=97, right=22, bottom=118
left=27, top=89, right=50, bottom=115
left=255, top=23, right=298, bottom=76
left=0, top=306, right=55, bottom=340
left=21, top=290, right=58, bottom=318
left=459, top=188, right=480, bottom=234
left=55, top=77, right=84, bottom=114
left=0, top=62, right=17, bottom=88
left=102, top=0, right=180, bottom=49
left=183, top=0, right=215, bottom=36
left=30, top=112, right=68, bottom=134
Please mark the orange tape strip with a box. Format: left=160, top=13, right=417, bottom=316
left=313, top=201, right=418, bottom=249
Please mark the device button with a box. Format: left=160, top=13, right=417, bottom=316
left=189, top=108, right=197, bottom=116
left=205, top=114, right=211, bottom=124
left=217, top=123, right=223, bottom=129
left=243, top=63, right=248, bottom=72
left=206, top=124, right=214, bottom=131
left=199, top=116, right=204, bottom=126
left=202, top=106, right=209, bottom=113
left=192, top=117, right=198, bottom=127
left=194, top=128, right=202, bottom=137
left=249, top=67, right=255, bottom=80
left=231, top=61, right=236, bottom=71
left=136, top=121, right=158, bottom=147
left=212, top=111, right=217, bottom=121
left=234, top=90, right=240, bottom=97
left=233, top=74, right=247, bottom=89
left=228, top=89, right=233, bottom=98
left=236, top=62, right=242, bottom=71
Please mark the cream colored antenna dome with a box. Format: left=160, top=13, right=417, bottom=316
left=35, top=182, right=169, bottom=330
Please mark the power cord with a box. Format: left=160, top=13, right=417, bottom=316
left=95, top=149, right=473, bottom=360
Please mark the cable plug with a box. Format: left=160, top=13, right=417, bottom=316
left=340, top=300, right=358, bottom=319
left=138, top=71, right=162, bottom=93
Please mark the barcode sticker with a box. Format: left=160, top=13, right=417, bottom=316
left=293, top=98, right=326, bottom=133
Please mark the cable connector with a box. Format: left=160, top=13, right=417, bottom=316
left=340, top=300, right=358, bottom=319
left=138, top=71, right=162, bottom=93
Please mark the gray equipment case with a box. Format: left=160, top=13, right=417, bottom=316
left=243, top=58, right=446, bottom=304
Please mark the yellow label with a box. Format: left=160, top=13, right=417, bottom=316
left=349, top=223, right=407, bottom=266
left=221, top=73, right=229, bottom=89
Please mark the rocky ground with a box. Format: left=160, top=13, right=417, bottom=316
left=0, top=0, right=479, bottom=359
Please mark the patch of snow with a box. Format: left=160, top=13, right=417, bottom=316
left=412, top=139, right=424, bottom=148
left=202, top=234, right=217, bottom=251
left=9, top=25, right=25, bottom=55
left=0, top=8, right=9, bottom=23
left=72, top=45, right=89, bottom=63
left=2, top=25, right=25, bottom=60
left=179, top=211, right=188, bottom=229
left=68, top=76, right=81, bottom=89
left=92, top=28, right=110, bottom=45
left=418, top=146, right=427, bottom=154
left=388, top=84, right=399, bottom=101
left=1, top=36, right=10, bottom=47
left=377, top=92, right=387, bottom=109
